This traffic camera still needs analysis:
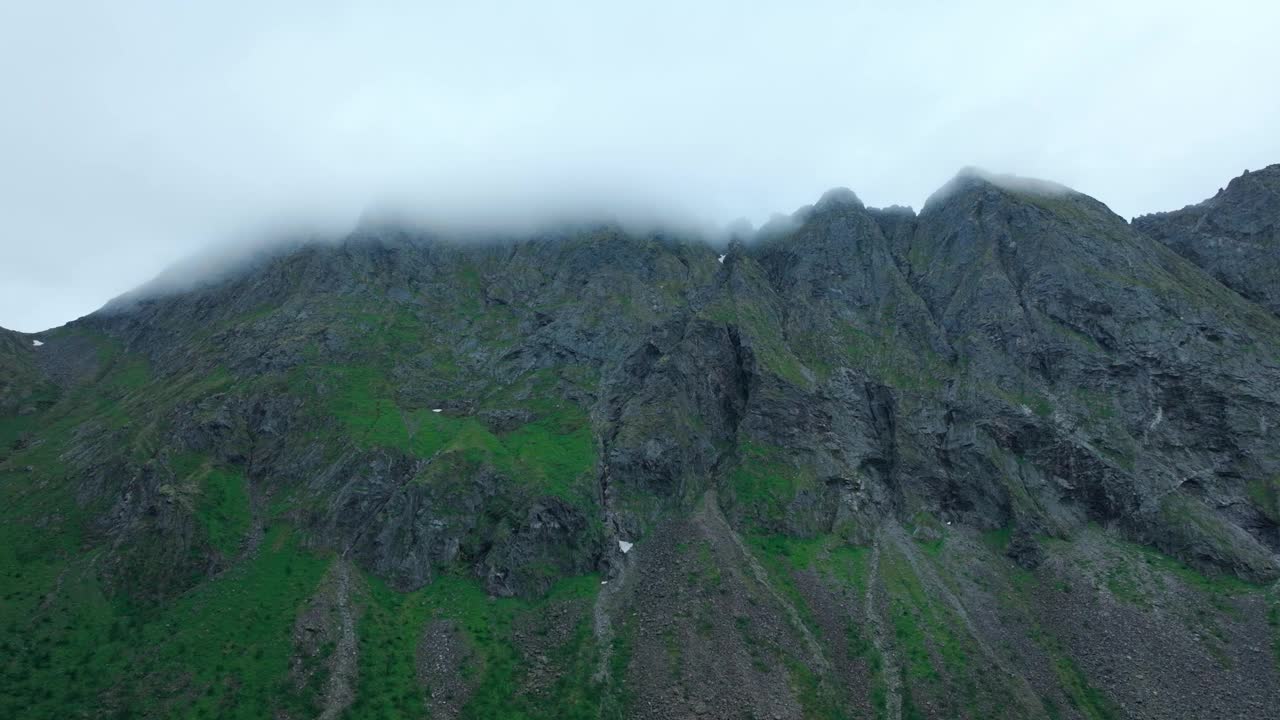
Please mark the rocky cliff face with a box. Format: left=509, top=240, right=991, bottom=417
left=1135, top=163, right=1280, bottom=316
left=2, top=168, right=1279, bottom=719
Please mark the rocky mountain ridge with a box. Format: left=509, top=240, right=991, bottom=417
left=2, top=166, right=1279, bottom=719
left=1135, top=163, right=1280, bottom=316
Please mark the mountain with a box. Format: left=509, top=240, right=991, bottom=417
left=1134, top=163, right=1280, bottom=316
left=2, top=168, right=1279, bottom=720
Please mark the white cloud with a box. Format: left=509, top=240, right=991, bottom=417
left=1, top=1, right=1278, bottom=331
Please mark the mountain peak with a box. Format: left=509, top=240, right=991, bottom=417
left=813, top=186, right=864, bottom=211
left=922, top=167, right=1079, bottom=214
left=1134, top=163, right=1280, bottom=315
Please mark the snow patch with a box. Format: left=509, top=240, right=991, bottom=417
left=32, top=339, right=44, bottom=347
left=717, top=254, right=726, bottom=264
left=600, top=580, right=608, bottom=585
left=432, top=408, right=443, bottom=413
left=618, top=540, right=633, bottom=554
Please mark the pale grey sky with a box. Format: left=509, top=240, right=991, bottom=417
left=3, top=1, right=1279, bottom=332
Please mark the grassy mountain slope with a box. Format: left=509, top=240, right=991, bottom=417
left=2, top=170, right=1280, bottom=719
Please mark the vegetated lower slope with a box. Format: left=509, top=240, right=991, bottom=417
left=2, top=168, right=1280, bottom=720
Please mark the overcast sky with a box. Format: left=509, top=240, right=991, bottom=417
left=2, top=1, right=1279, bottom=332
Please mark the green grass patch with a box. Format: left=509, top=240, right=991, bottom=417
left=730, top=442, right=818, bottom=529
left=194, top=466, right=253, bottom=557
left=0, top=525, right=329, bottom=720
left=1050, top=655, right=1120, bottom=720
left=793, top=322, right=949, bottom=391
left=698, top=276, right=812, bottom=388
left=880, top=544, right=982, bottom=715
left=1134, top=544, right=1259, bottom=597
left=994, top=385, right=1053, bottom=418
left=981, top=527, right=1013, bottom=553
left=1156, top=494, right=1268, bottom=594
left=298, top=364, right=597, bottom=504
left=1246, top=476, right=1280, bottom=524
left=748, top=533, right=893, bottom=718
left=786, top=657, right=849, bottom=720
left=350, top=571, right=606, bottom=720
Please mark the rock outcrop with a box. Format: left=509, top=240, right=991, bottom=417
left=1135, top=163, right=1280, bottom=315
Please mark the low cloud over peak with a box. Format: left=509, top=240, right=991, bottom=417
left=3, top=1, right=1279, bottom=331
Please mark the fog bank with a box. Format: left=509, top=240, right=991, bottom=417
left=2, top=1, right=1278, bottom=331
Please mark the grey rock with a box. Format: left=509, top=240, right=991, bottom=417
left=1135, top=164, right=1280, bottom=316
